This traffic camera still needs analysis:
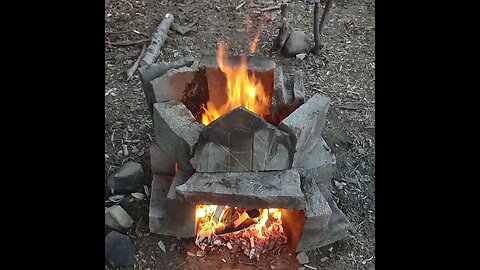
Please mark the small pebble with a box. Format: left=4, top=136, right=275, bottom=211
left=196, top=250, right=205, bottom=257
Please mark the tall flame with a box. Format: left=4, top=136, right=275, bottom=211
left=200, top=42, right=271, bottom=125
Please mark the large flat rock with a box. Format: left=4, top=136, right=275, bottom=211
left=176, top=169, right=305, bottom=210
left=279, top=93, right=330, bottom=166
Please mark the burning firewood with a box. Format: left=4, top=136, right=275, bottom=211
left=140, top=13, right=174, bottom=66
left=195, top=206, right=287, bottom=260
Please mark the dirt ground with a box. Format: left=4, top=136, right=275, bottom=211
left=105, top=0, right=375, bottom=269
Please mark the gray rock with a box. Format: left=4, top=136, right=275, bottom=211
left=296, top=251, right=310, bottom=264
left=295, top=137, right=336, bottom=187
left=105, top=205, right=134, bottom=232
left=176, top=169, right=306, bottom=210
left=279, top=93, right=330, bottom=166
left=150, top=143, right=175, bottom=175
left=105, top=231, right=135, bottom=268
left=107, top=161, right=144, bottom=194
left=191, top=107, right=293, bottom=172
left=138, top=57, right=195, bottom=115
left=153, top=101, right=205, bottom=173
left=149, top=172, right=196, bottom=238
left=282, top=31, right=312, bottom=57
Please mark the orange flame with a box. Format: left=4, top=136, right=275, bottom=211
left=247, top=12, right=273, bottom=54
left=200, top=42, right=270, bottom=125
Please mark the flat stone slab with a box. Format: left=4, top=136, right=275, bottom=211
left=191, top=107, right=293, bottom=172
left=150, top=143, right=175, bottom=175
left=139, top=56, right=195, bottom=115
left=149, top=173, right=195, bottom=238
left=295, top=136, right=336, bottom=187
left=292, top=70, right=305, bottom=105
left=176, top=169, right=305, bottom=210
left=279, top=93, right=331, bottom=166
left=153, top=101, right=205, bottom=173
left=295, top=175, right=333, bottom=252
left=199, top=55, right=275, bottom=71
left=150, top=66, right=195, bottom=103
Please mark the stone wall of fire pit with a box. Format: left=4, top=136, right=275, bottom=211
left=138, top=56, right=352, bottom=252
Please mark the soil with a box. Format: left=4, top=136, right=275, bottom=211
left=105, top=0, right=375, bottom=269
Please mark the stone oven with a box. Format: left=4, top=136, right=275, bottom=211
left=138, top=51, right=351, bottom=257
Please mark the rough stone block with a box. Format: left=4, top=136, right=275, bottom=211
left=105, top=205, right=134, bottom=232
left=295, top=136, right=336, bottom=187
left=150, top=143, right=175, bottom=175
left=273, top=66, right=292, bottom=105
left=176, top=169, right=305, bottom=210
left=139, top=56, right=195, bottom=115
left=150, top=66, right=196, bottom=103
left=191, top=107, right=293, bottom=172
left=107, top=161, right=144, bottom=194
left=292, top=70, right=305, bottom=105
left=105, top=231, right=135, bottom=268
left=153, top=101, right=205, bottom=173
left=279, top=93, right=330, bottom=166
left=149, top=172, right=196, bottom=238
left=295, top=176, right=333, bottom=252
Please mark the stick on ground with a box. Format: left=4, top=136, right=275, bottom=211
left=313, top=0, right=333, bottom=55
left=271, top=3, right=290, bottom=52
left=126, top=43, right=147, bottom=80
left=140, top=13, right=174, bottom=67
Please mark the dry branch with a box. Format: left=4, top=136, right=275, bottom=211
left=271, top=3, right=290, bottom=52
left=140, top=13, right=174, bottom=66
left=126, top=43, right=147, bottom=81
left=313, top=0, right=333, bottom=55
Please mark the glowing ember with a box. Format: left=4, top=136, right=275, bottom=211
left=195, top=205, right=286, bottom=259
left=200, top=42, right=271, bottom=125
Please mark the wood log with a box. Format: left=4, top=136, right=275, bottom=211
left=140, top=13, right=174, bottom=67
left=271, top=3, right=290, bottom=52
